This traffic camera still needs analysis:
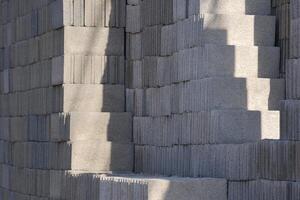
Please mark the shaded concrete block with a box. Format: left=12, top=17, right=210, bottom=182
left=228, top=180, right=288, bottom=200
left=50, top=0, right=73, bottom=29
left=126, top=5, right=141, bottom=33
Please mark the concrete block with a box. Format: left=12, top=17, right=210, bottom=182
left=210, top=110, right=280, bottom=144
left=147, top=177, right=227, bottom=200
left=64, top=26, right=124, bottom=56
left=134, top=110, right=279, bottom=146
left=73, top=0, right=84, bottom=26
left=71, top=140, right=133, bottom=171
left=291, top=18, right=300, bottom=58
left=3, top=69, right=9, bottom=94
left=169, top=78, right=284, bottom=114
left=52, top=84, right=125, bottom=113
left=198, top=0, right=271, bottom=15
left=50, top=0, right=73, bottom=29
left=0, top=118, right=9, bottom=141
left=202, top=14, right=276, bottom=46
left=51, top=55, right=125, bottom=86
left=259, top=140, right=296, bottom=181
left=127, top=0, right=141, bottom=5
left=50, top=112, right=132, bottom=142
left=202, top=44, right=280, bottom=78
left=286, top=59, right=300, bottom=99
left=146, top=86, right=171, bottom=116
left=280, top=100, right=300, bottom=140
left=126, top=5, right=141, bottom=33
left=228, top=180, right=288, bottom=200
left=126, top=33, right=142, bottom=60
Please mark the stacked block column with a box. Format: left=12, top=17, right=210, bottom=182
left=0, top=0, right=134, bottom=198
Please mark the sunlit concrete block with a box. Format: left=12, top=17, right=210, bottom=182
left=50, top=112, right=132, bottom=142
left=202, top=14, right=276, bottom=46
left=70, top=140, right=133, bottom=171
left=147, top=177, right=227, bottom=200
left=195, top=0, right=271, bottom=15
left=202, top=44, right=280, bottom=78
left=52, top=84, right=125, bottom=113
left=51, top=55, right=125, bottom=86
left=64, top=26, right=124, bottom=56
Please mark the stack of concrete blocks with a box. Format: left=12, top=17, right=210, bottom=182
left=0, top=0, right=133, bottom=198
left=125, top=0, right=300, bottom=199
left=0, top=0, right=229, bottom=199
left=272, top=0, right=290, bottom=76
left=282, top=0, right=300, bottom=141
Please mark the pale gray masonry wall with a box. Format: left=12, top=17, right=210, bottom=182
left=1, top=0, right=300, bottom=199
left=125, top=0, right=300, bottom=199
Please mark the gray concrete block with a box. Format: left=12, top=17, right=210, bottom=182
left=202, top=44, right=280, bottom=78
left=50, top=0, right=73, bottom=29
left=50, top=112, right=132, bottom=142
left=198, top=0, right=271, bottom=15
left=211, top=110, right=280, bottom=144
left=202, top=14, right=276, bottom=46
left=291, top=18, right=300, bottom=58
left=126, top=5, right=141, bottom=33
left=286, top=59, right=300, bottom=99
left=228, top=180, right=288, bottom=200
left=126, top=33, right=142, bottom=60
left=51, top=55, right=125, bottom=86
left=64, top=26, right=124, bottom=56
left=52, top=84, right=125, bottom=113
left=73, top=0, right=84, bottom=26
left=159, top=78, right=284, bottom=114
left=280, top=100, right=300, bottom=140
left=71, top=140, right=133, bottom=171
left=147, top=177, right=227, bottom=200
left=259, top=140, right=296, bottom=181
left=127, top=0, right=141, bottom=5
left=134, top=110, right=279, bottom=146
left=0, top=118, right=9, bottom=141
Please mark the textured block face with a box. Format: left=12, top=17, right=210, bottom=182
left=61, top=84, right=125, bottom=113
left=51, top=55, right=125, bottom=86
left=50, top=112, right=132, bottom=142
left=211, top=110, right=280, bottom=143
left=133, top=110, right=279, bottom=146
left=203, top=14, right=276, bottom=46
left=204, top=44, right=280, bottom=78
left=64, top=26, right=124, bottom=55
left=148, top=178, right=227, bottom=200
left=71, top=140, right=133, bottom=171
left=205, top=78, right=284, bottom=111
left=228, top=180, right=289, bottom=200
left=50, top=0, right=126, bottom=28
left=126, top=5, right=141, bottom=33
left=198, top=0, right=271, bottom=15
